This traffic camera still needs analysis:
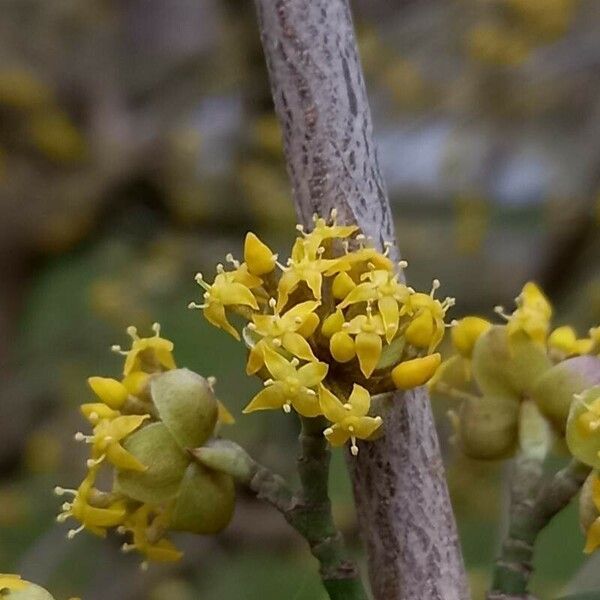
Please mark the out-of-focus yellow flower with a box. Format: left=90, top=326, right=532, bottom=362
left=244, top=232, right=277, bottom=276
left=76, top=414, right=150, bottom=472
left=87, top=376, right=129, bottom=409
left=391, top=354, right=441, bottom=390
left=319, top=384, right=382, bottom=455
left=190, top=270, right=259, bottom=340
left=246, top=298, right=320, bottom=374
left=548, top=326, right=593, bottom=356
left=402, top=280, right=454, bottom=352
left=112, top=323, right=177, bottom=375
left=451, top=317, right=492, bottom=358
left=338, top=268, right=411, bottom=342
left=120, top=504, right=183, bottom=564
left=55, top=468, right=126, bottom=538
left=243, top=347, right=327, bottom=416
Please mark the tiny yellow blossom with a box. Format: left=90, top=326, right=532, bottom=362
left=55, top=468, right=126, bottom=538
left=338, top=268, right=411, bottom=342
left=120, top=504, right=183, bottom=563
left=87, top=376, right=129, bottom=409
left=76, top=414, right=150, bottom=472
left=190, top=269, right=260, bottom=340
left=276, top=237, right=340, bottom=309
left=451, top=317, right=492, bottom=358
left=402, top=280, right=454, bottom=352
left=339, top=305, right=386, bottom=377
left=244, top=232, right=277, bottom=276
left=112, top=323, right=177, bottom=376
left=243, top=347, right=327, bottom=416
left=319, top=384, right=382, bottom=455
left=297, top=209, right=358, bottom=256
left=391, top=353, right=442, bottom=390
left=245, top=298, right=320, bottom=374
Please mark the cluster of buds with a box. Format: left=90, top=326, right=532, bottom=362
left=432, top=282, right=600, bottom=460
left=189, top=211, right=453, bottom=455
left=55, top=325, right=236, bottom=566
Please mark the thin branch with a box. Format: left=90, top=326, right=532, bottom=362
left=488, top=459, right=591, bottom=600
left=252, top=1, right=469, bottom=598
left=191, top=433, right=367, bottom=600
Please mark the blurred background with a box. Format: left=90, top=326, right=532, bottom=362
left=0, top=0, right=599, bottom=598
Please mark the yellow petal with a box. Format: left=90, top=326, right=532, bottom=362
left=305, top=270, right=323, bottom=300
left=122, top=371, right=150, bottom=396
left=244, top=232, right=276, bottom=275
left=282, top=300, right=320, bottom=324
left=353, top=415, right=383, bottom=439
left=292, top=391, right=322, bottom=417
left=87, top=377, right=129, bottom=409
left=297, top=361, right=329, bottom=387
left=107, top=414, right=149, bottom=440
left=378, top=296, right=399, bottom=343
left=348, top=384, right=371, bottom=417
left=548, top=325, right=577, bottom=354
left=392, top=353, right=441, bottom=390
left=242, top=385, right=285, bottom=413
left=321, top=310, right=345, bottom=338
left=277, top=271, right=300, bottom=310
left=355, top=332, right=382, bottom=378
left=82, top=503, right=127, bottom=528
left=204, top=303, right=240, bottom=340
left=222, top=282, right=259, bottom=309
left=144, top=538, right=184, bottom=562
left=405, top=311, right=435, bottom=348
left=332, top=272, right=356, bottom=300
left=217, top=401, right=236, bottom=425
left=282, top=332, right=318, bottom=362
left=318, top=385, right=347, bottom=422
left=585, top=518, right=600, bottom=553
left=263, top=347, right=296, bottom=381
left=451, top=317, right=491, bottom=358
left=338, top=282, right=377, bottom=308
left=296, top=312, right=320, bottom=338
left=324, top=424, right=350, bottom=447
left=80, top=403, right=119, bottom=423
left=106, top=443, right=148, bottom=472
left=246, top=343, right=265, bottom=375
left=330, top=331, right=356, bottom=363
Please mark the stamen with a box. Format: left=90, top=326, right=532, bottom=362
left=111, top=345, right=128, bottom=356
left=56, top=513, right=69, bottom=523
left=272, top=338, right=282, bottom=347
left=306, top=389, right=316, bottom=396
left=323, top=427, right=334, bottom=436
left=151, top=322, right=161, bottom=336
left=74, top=432, right=90, bottom=442
left=350, top=437, right=359, bottom=456
left=398, top=260, right=408, bottom=269
left=343, top=403, right=352, bottom=410
left=86, top=455, right=105, bottom=468
left=121, top=543, right=135, bottom=553
left=263, top=379, right=274, bottom=386
left=225, top=253, right=241, bottom=268
left=494, top=306, right=510, bottom=321
left=283, top=403, right=292, bottom=413
left=188, top=302, right=203, bottom=310
left=126, top=326, right=139, bottom=340
left=140, top=561, right=149, bottom=572
left=290, top=358, right=300, bottom=367
left=296, top=224, right=304, bottom=232
left=216, top=263, right=225, bottom=273
left=268, top=298, right=277, bottom=309
left=207, top=376, right=217, bottom=390
left=330, top=208, right=338, bottom=221
left=116, top=526, right=127, bottom=535
left=430, top=279, right=440, bottom=297
left=312, top=212, right=319, bottom=223
left=247, top=322, right=257, bottom=330
left=294, top=316, right=303, bottom=324
left=54, top=486, right=77, bottom=496
left=67, top=525, right=84, bottom=539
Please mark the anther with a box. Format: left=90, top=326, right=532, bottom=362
left=152, top=322, right=161, bottom=336
left=126, top=326, right=139, bottom=340
left=398, top=260, right=408, bottom=269
left=283, top=404, right=292, bottom=413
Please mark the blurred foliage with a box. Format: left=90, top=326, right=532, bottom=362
left=0, top=0, right=599, bottom=598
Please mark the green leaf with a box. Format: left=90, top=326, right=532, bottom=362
left=115, top=422, right=188, bottom=503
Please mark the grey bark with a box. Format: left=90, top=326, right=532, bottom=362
left=253, top=1, right=469, bottom=599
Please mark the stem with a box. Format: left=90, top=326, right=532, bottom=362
left=488, top=459, right=591, bottom=599
left=191, top=432, right=367, bottom=600
left=253, top=1, right=468, bottom=597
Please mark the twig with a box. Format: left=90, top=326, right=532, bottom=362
left=488, top=459, right=591, bottom=599
left=253, top=1, right=468, bottom=597
left=191, top=431, right=367, bottom=600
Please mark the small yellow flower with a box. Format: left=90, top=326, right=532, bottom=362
left=76, top=414, right=150, bottom=472
left=391, top=353, right=441, bottom=389
left=87, top=376, right=129, bottom=409
left=55, top=468, right=127, bottom=538
left=244, top=232, right=277, bottom=276
left=245, top=298, right=320, bottom=374
left=276, top=237, right=339, bottom=309
left=402, top=280, right=454, bottom=352
left=337, top=305, right=386, bottom=377
left=496, top=282, right=552, bottom=345
left=451, top=317, right=492, bottom=358
left=319, top=384, right=382, bottom=455
left=190, top=269, right=260, bottom=340
left=338, top=268, right=411, bottom=342
left=243, top=347, right=327, bottom=417
left=296, top=209, right=358, bottom=256
left=120, top=504, right=182, bottom=563
left=112, top=323, right=177, bottom=376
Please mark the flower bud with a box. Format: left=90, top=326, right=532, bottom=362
left=116, top=423, right=189, bottom=504
left=321, top=310, right=344, bottom=338
left=456, top=393, right=520, bottom=460
left=87, top=376, right=128, bottom=409
left=405, top=311, right=435, bottom=348
left=332, top=272, right=356, bottom=300
left=151, top=369, right=218, bottom=450
left=244, top=232, right=276, bottom=275
left=566, top=386, right=600, bottom=469
left=391, top=354, right=441, bottom=390
left=330, top=331, right=355, bottom=363
left=532, top=356, right=600, bottom=430
left=472, top=327, right=551, bottom=397
left=170, top=463, right=235, bottom=535
left=451, top=317, right=491, bottom=358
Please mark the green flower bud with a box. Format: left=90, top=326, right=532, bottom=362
left=566, top=386, right=600, bottom=469
left=170, top=462, right=235, bottom=535
left=472, top=327, right=551, bottom=397
left=456, top=393, right=520, bottom=460
left=532, top=356, right=600, bottom=431
left=151, top=369, right=218, bottom=450
left=115, top=422, right=189, bottom=503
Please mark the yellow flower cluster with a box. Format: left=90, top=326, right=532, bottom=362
left=432, top=281, right=600, bottom=462
left=190, top=211, right=453, bottom=455
left=56, top=325, right=235, bottom=566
